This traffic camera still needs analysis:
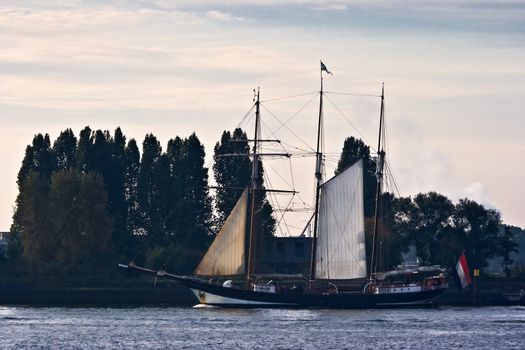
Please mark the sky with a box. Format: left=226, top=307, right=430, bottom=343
left=1, top=0, right=524, bottom=232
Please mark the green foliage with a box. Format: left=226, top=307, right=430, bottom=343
left=136, top=134, right=164, bottom=243
left=17, top=133, right=56, bottom=184
left=402, top=192, right=455, bottom=265
left=49, top=169, right=112, bottom=264
left=8, top=127, right=215, bottom=286
left=7, top=128, right=519, bottom=287
left=453, top=199, right=515, bottom=269
left=213, top=128, right=252, bottom=226
left=16, top=171, right=54, bottom=261
left=123, top=138, right=141, bottom=254
left=15, top=169, right=112, bottom=265
left=53, top=129, right=77, bottom=171
left=171, top=133, right=213, bottom=250
left=144, top=243, right=202, bottom=275
left=212, top=128, right=276, bottom=240
left=76, top=126, right=94, bottom=173
left=386, top=192, right=517, bottom=269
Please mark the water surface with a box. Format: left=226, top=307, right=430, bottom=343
left=1, top=306, right=523, bottom=349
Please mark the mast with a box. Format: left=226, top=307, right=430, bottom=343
left=369, top=83, right=386, bottom=281
left=309, top=63, right=325, bottom=281
left=246, top=87, right=260, bottom=288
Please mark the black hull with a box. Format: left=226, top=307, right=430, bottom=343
left=177, top=277, right=446, bottom=309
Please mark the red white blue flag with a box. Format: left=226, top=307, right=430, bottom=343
left=456, top=252, right=472, bottom=289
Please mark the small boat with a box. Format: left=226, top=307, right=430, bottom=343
left=121, top=63, right=447, bottom=308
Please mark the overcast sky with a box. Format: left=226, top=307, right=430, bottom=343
left=1, top=0, right=524, bottom=232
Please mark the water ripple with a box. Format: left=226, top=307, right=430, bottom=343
left=0, top=306, right=524, bottom=349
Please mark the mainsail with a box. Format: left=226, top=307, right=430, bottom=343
left=315, top=159, right=367, bottom=279
left=195, top=189, right=248, bottom=276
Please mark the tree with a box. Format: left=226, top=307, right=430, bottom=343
left=377, top=193, right=410, bottom=269
left=76, top=126, right=94, bottom=173
left=336, top=136, right=377, bottom=217
left=213, top=128, right=275, bottom=237
left=123, top=138, right=141, bottom=252
left=212, top=128, right=276, bottom=273
left=11, top=133, right=57, bottom=260
left=137, top=134, right=169, bottom=245
left=386, top=192, right=457, bottom=266
left=47, top=169, right=112, bottom=264
left=17, top=133, right=56, bottom=182
left=13, top=168, right=113, bottom=265
left=15, top=171, right=55, bottom=262
left=383, top=192, right=516, bottom=269
left=168, top=133, right=213, bottom=250
left=102, top=128, right=128, bottom=255
left=454, top=199, right=516, bottom=269
left=53, top=129, right=77, bottom=171
left=410, top=192, right=455, bottom=265
left=213, top=128, right=252, bottom=226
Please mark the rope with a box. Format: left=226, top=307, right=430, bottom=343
left=261, top=92, right=318, bottom=103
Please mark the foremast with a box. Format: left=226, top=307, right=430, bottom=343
left=244, top=88, right=294, bottom=288
left=246, top=88, right=261, bottom=288
left=369, top=83, right=386, bottom=281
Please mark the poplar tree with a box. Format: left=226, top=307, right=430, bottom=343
left=213, top=128, right=251, bottom=226
left=53, top=129, right=77, bottom=171
left=76, top=126, right=94, bottom=173
left=47, top=169, right=112, bottom=264
left=11, top=133, right=56, bottom=259
left=123, top=138, right=141, bottom=244
left=178, top=133, right=213, bottom=249
left=212, top=128, right=275, bottom=241
left=137, top=134, right=167, bottom=245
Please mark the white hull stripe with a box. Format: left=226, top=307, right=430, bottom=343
left=190, top=289, right=294, bottom=306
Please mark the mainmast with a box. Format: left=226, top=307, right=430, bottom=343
left=369, top=83, right=386, bottom=281
left=309, top=62, right=326, bottom=281
left=246, top=87, right=261, bottom=288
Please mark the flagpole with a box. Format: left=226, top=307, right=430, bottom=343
left=320, top=60, right=323, bottom=92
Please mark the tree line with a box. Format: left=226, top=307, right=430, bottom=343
left=5, top=126, right=274, bottom=281
left=2, top=128, right=519, bottom=284
left=337, top=136, right=517, bottom=273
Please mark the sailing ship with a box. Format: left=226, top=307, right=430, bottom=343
left=120, top=64, right=447, bottom=308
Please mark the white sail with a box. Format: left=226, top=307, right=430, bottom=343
left=315, top=159, right=367, bottom=280
left=195, top=189, right=248, bottom=276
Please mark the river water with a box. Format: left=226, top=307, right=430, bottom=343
left=0, top=305, right=523, bottom=349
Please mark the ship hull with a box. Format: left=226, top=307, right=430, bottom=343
left=178, top=278, right=445, bottom=308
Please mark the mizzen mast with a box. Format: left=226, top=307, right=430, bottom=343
left=309, top=61, right=328, bottom=281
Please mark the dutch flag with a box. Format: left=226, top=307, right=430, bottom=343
left=456, top=252, right=472, bottom=289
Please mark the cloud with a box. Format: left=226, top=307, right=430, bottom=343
left=461, top=182, right=495, bottom=209
left=205, top=10, right=246, bottom=22
left=311, top=3, right=348, bottom=11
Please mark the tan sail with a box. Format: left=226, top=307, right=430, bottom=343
left=194, top=189, right=248, bottom=276
left=315, top=159, right=367, bottom=280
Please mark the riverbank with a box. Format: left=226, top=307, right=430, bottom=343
left=0, top=285, right=195, bottom=305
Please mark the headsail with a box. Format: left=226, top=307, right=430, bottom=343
left=195, top=189, right=248, bottom=276
left=315, top=159, right=367, bottom=279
